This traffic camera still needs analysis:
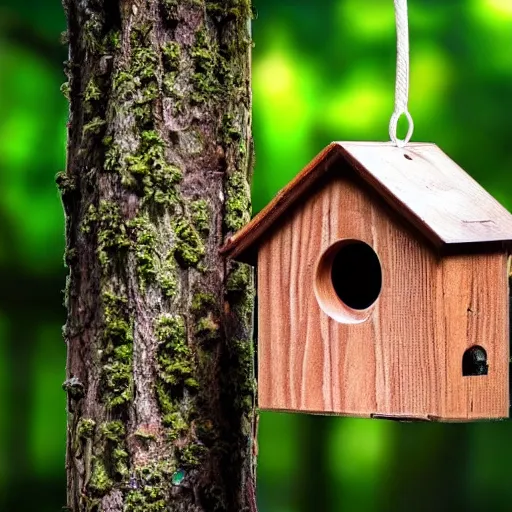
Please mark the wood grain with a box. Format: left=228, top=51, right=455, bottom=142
left=221, top=142, right=512, bottom=263
left=257, top=170, right=509, bottom=421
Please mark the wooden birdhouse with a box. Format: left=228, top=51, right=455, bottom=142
left=221, top=142, right=512, bottom=422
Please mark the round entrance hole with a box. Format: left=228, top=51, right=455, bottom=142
left=314, top=240, right=382, bottom=324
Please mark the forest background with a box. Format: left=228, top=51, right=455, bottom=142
left=0, top=0, right=511, bottom=510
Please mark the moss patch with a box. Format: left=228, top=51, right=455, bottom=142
left=60, top=81, right=70, bottom=100
left=195, top=315, right=219, bottom=342
left=101, top=292, right=133, bottom=409
left=226, top=262, right=251, bottom=292
left=77, top=418, right=96, bottom=439
left=191, top=292, right=216, bottom=315
left=178, top=442, right=207, bottom=468
left=127, top=214, right=158, bottom=291
left=191, top=28, right=219, bottom=103
left=154, top=314, right=198, bottom=440
left=83, top=116, right=107, bottom=136
left=123, top=130, right=182, bottom=205
left=159, top=255, right=178, bottom=298
left=162, top=41, right=181, bottom=71
left=155, top=315, right=196, bottom=388
left=174, top=220, right=205, bottom=268
left=82, top=201, right=131, bottom=269
left=88, top=458, right=112, bottom=496
left=101, top=421, right=129, bottom=478
left=190, top=199, right=210, bottom=235
left=230, top=339, right=255, bottom=414
left=225, top=171, right=251, bottom=231
left=124, top=462, right=174, bottom=512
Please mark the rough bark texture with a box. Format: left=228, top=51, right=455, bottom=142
left=58, top=1, right=255, bottom=510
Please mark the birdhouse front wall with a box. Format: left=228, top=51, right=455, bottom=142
left=257, top=170, right=509, bottom=421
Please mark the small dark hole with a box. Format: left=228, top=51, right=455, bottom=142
left=404, top=154, right=413, bottom=161
left=462, top=346, right=488, bottom=376
left=331, top=242, right=382, bottom=310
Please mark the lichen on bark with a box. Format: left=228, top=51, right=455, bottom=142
left=60, top=0, right=255, bottom=510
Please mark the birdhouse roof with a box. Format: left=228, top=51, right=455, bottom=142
left=221, top=142, right=512, bottom=263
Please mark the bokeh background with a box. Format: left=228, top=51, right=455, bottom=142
left=1, top=0, right=512, bottom=510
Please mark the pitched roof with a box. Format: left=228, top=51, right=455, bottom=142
left=221, top=142, right=512, bottom=263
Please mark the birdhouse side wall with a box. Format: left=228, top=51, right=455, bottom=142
left=257, top=172, right=509, bottom=420
left=436, top=252, right=508, bottom=419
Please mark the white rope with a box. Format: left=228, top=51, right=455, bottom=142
left=389, top=0, right=414, bottom=147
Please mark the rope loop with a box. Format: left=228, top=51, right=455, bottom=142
left=389, top=110, right=414, bottom=147
left=389, top=0, right=414, bottom=147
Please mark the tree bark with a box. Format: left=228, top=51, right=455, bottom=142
left=59, top=1, right=255, bottom=510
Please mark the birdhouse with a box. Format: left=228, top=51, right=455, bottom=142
left=221, top=142, right=512, bottom=422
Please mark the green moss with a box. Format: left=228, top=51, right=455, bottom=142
left=190, top=199, right=210, bottom=234
left=155, top=314, right=186, bottom=347
left=100, top=421, right=128, bottom=477
left=103, top=292, right=132, bottom=345
left=101, top=292, right=133, bottom=409
left=104, top=142, right=122, bottom=172
left=60, top=30, right=69, bottom=45
left=178, top=442, right=207, bottom=468
left=222, top=113, right=241, bottom=142
left=100, top=420, right=125, bottom=441
left=225, top=171, right=251, bottom=231
left=125, top=462, right=174, bottom=512
left=85, top=78, right=101, bottom=104
left=60, top=81, right=70, bottom=100
left=226, top=262, right=251, bottom=292
left=191, top=28, right=219, bottom=103
left=64, top=247, right=78, bottom=267
left=195, top=315, right=219, bottom=342
left=161, top=0, right=179, bottom=24
left=103, top=359, right=133, bottom=408
left=112, top=69, right=137, bottom=100
left=154, top=315, right=197, bottom=438
left=83, top=116, right=106, bottom=136
left=155, top=385, right=188, bottom=440
left=174, top=220, right=205, bottom=268
left=123, top=131, right=182, bottom=205
left=162, top=72, right=177, bottom=97
left=155, top=315, right=197, bottom=387
left=162, top=41, right=181, bottom=71
left=84, top=13, right=104, bottom=54
left=231, top=339, right=255, bottom=413
left=191, top=292, right=216, bottom=314
left=88, top=458, right=112, bottom=496
left=158, top=256, right=178, bottom=298
left=77, top=418, right=96, bottom=439
left=155, top=380, right=173, bottom=414
left=112, top=446, right=129, bottom=477
left=206, top=0, right=252, bottom=18
left=128, top=214, right=158, bottom=291
left=55, top=171, right=75, bottom=196
left=135, top=429, right=157, bottom=441
left=82, top=201, right=130, bottom=268
left=107, top=30, right=121, bottom=50
left=131, top=26, right=158, bottom=80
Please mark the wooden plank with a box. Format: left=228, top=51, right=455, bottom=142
left=222, top=142, right=512, bottom=263
left=257, top=172, right=509, bottom=420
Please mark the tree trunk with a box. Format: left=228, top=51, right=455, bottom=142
left=59, top=1, right=255, bottom=510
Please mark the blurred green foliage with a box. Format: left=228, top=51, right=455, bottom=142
left=0, top=0, right=512, bottom=510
